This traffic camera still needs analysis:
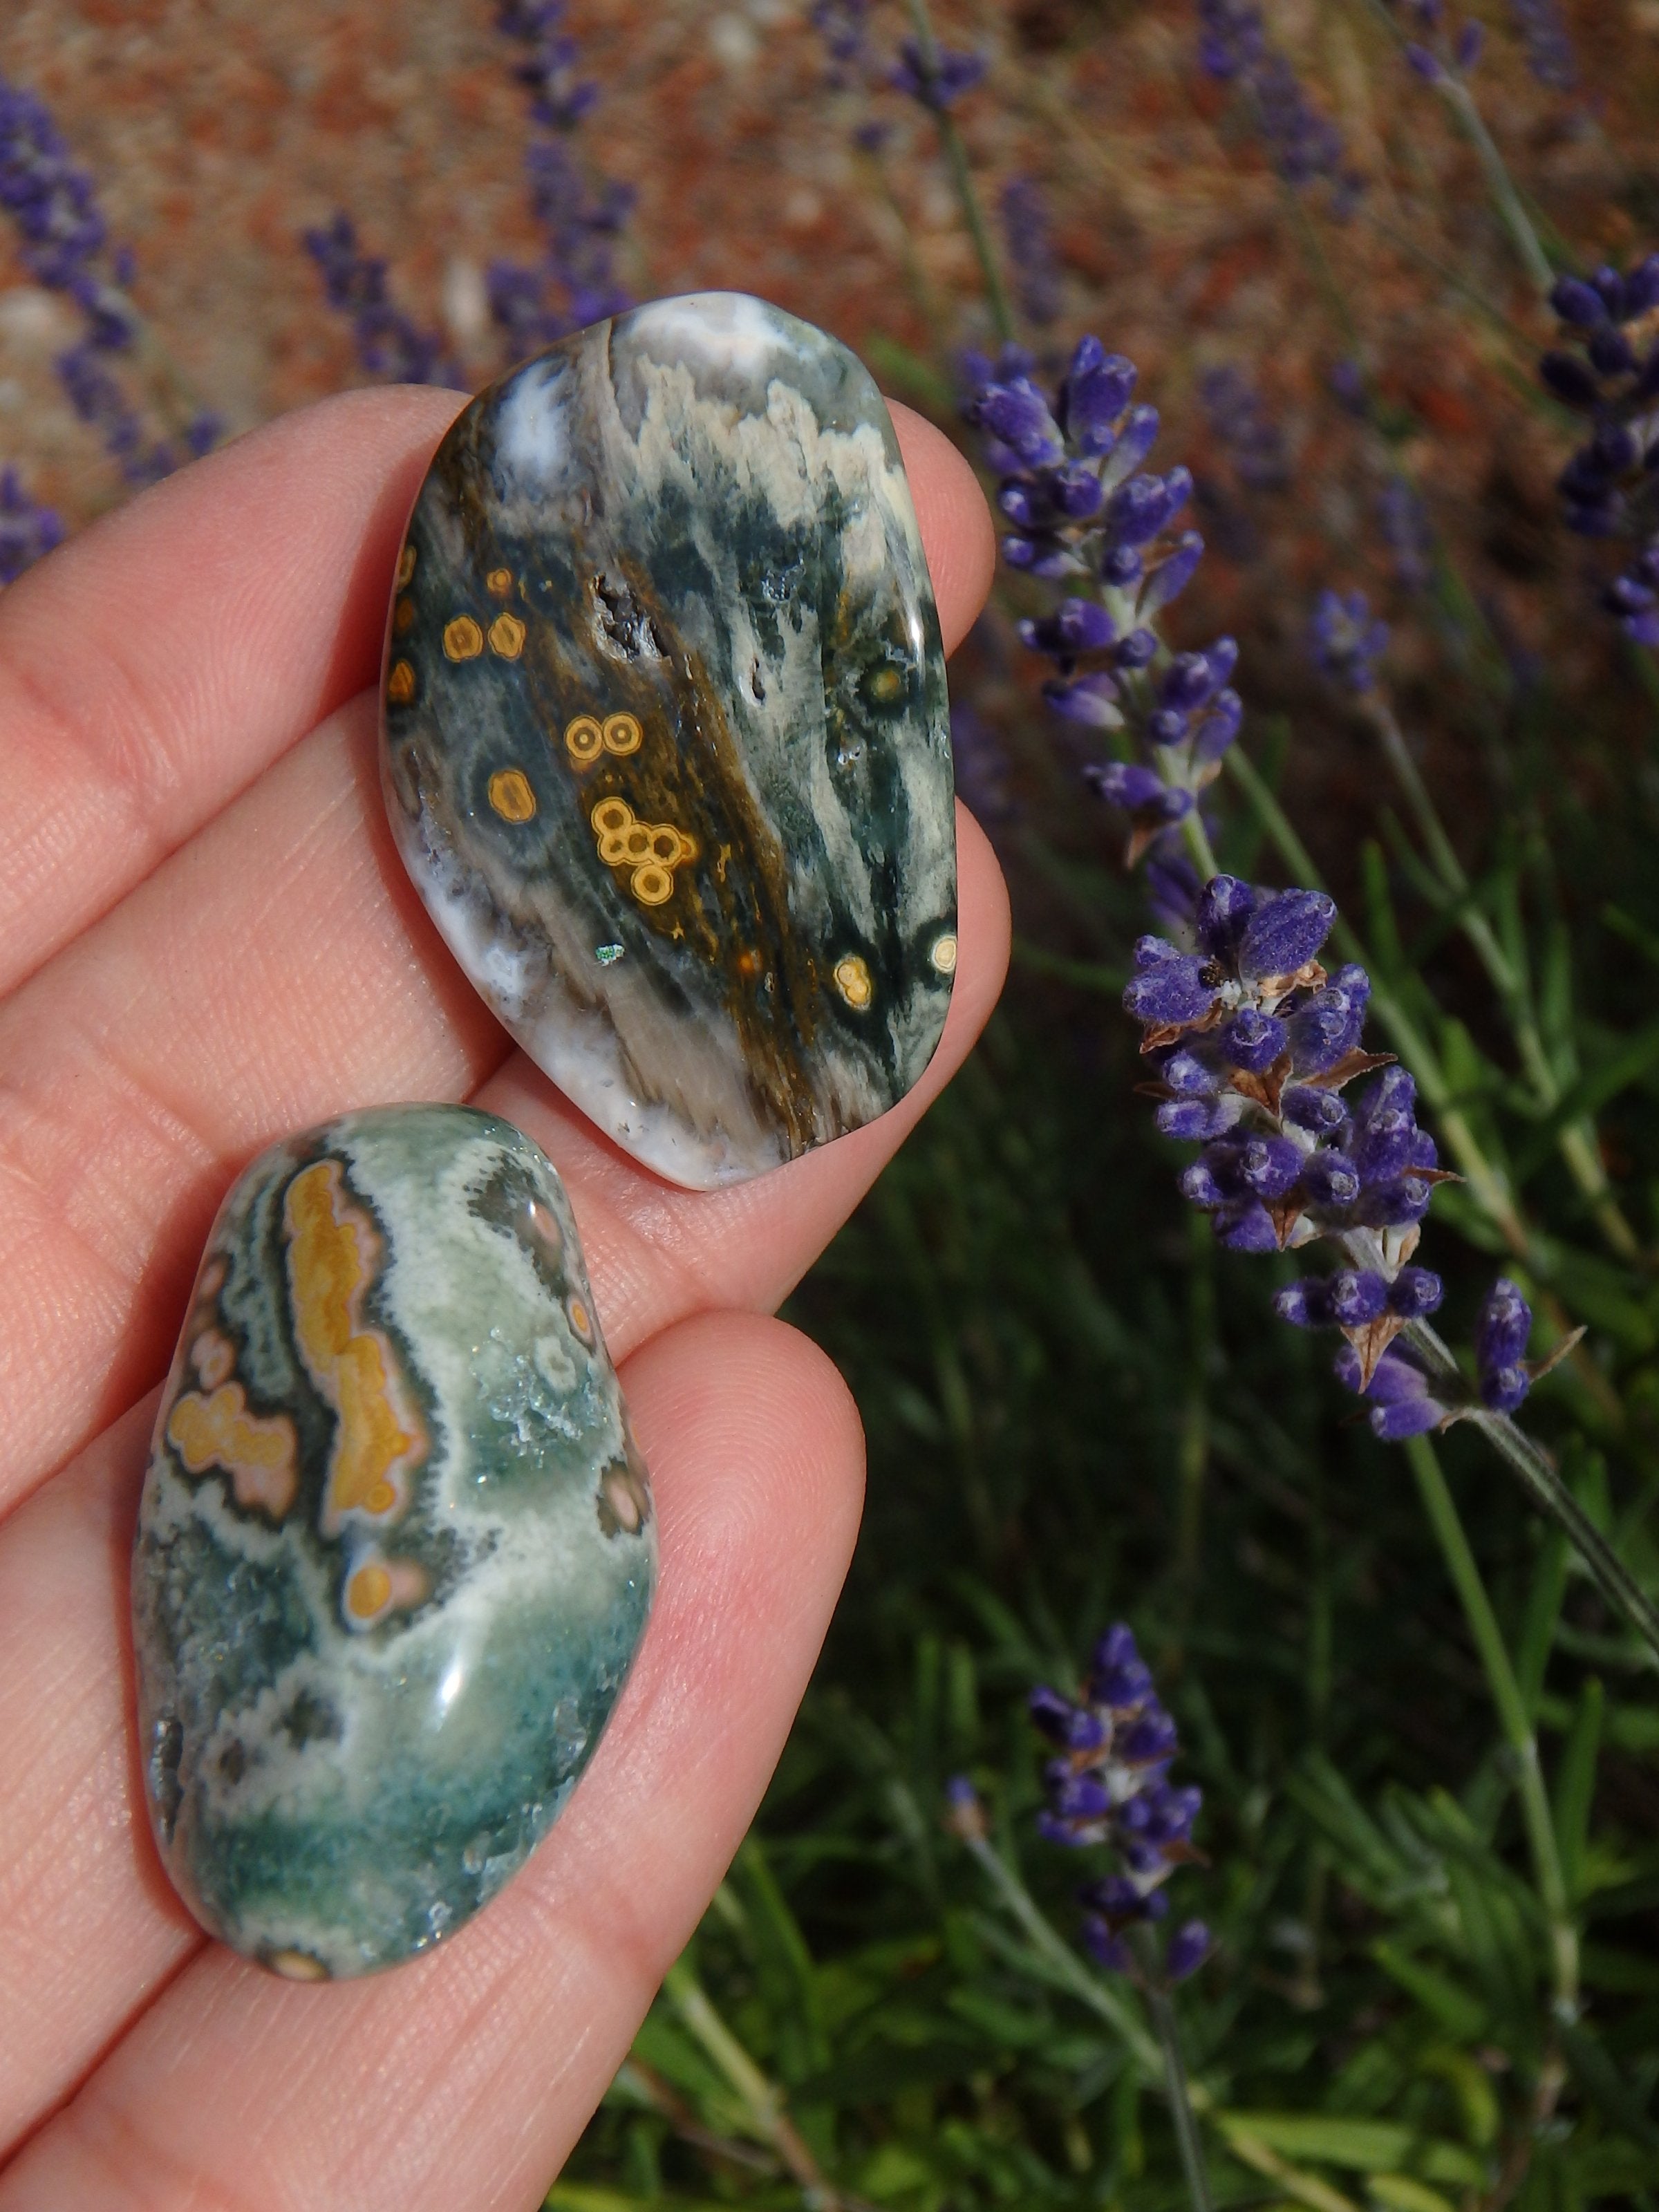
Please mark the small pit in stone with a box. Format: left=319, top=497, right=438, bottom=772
left=590, top=572, right=664, bottom=662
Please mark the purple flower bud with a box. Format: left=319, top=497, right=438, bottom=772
left=1353, top=1177, right=1434, bottom=1230
left=1021, top=595, right=1118, bottom=657
left=1082, top=1918, right=1132, bottom=1971
left=1180, top=1148, right=1237, bottom=1209
left=1275, top=1279, right=1332, bottom=1328
left=1552, top=275, right=1608, bottom=328
left=1592, top=264, right=1627, bottom=315
left=1371, top=1394, right=1447, bottom=1441
left=1195, top=873, right=1257, bottom=962
left=1061, top=337, right=1137, bottom=447
left=1115, top=628, right=1159, bottom=668
left=1627, top=253, right=1659, bottom=317
left=1141, top=532, right=1204, bottom=616
left=1101, top=545, right=1144, bottom=587
left=1156, top=1095, right=1242, bottom=1141
left=1105, top=404, right=1161, bottom=480
left=1050, top=1771, right=1113, bottom=1824
left=1241, top=1134, right=1304, bottom=1200
left=1476, top=1277, right=1532, bottom=1374
left=1161, top=649, right=1225, bottom=711
left=1333, top=1343, right=1447, bottom=1439
left=1282, top=1085, right=1350, bottom=1136
left=1106, top=472, right=1180, bottom=546
left=1168, top=1920, right=1210, bottom=1980
left=1387, top=1266, right=1444, bottom=1318
left=1405, top=42, right=1442, bottom=81
left=1159, top=1048, right=1220, bottom=1096
left=1351, top=1067, right=1419, bottom=1182
left=1194, top=688, right=1244, bottom=762
left=1030, top=1685, right=1108, bottom=1750
left=1288, top=980, right=1367, bottom=1076
left=1218, top=1008, right=1288, bottom=1073
left=1215, top=1199, right=1279, bottom=1250
left=1300, top=1149, right=1360, bottom=1208
left=1119, top=1707, right=1178, bottom=1763
left=1124, top=948, right=1215, bottom=1027
left=1328, top=1269, right=1388, bottom=1325
left=1147, top=707, right=1190, bottom=746
left=977, top=378, right=1066, bottom=468
left=1239, top=888, right=1337, bottom=980
left=1481, top=1364, right=1531, bottom=1414
left=1454, top=20, right=1483, bottom=70
left=1053, top=465, right=1105, bottom=518
left=1048, top=673, right=1124, bottom=729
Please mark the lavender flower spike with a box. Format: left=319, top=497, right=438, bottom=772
left=965, top=335, right=1240, bottom=867
left=1032, top=1624, right=1205, bottom=1981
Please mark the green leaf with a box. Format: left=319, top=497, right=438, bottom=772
left=1371, top=1941, right=1488, bottom=2041
left=1214, top=2112, right=1483, bottom=2185
left=1367, top=2177, right=1459, bottom=2212
left=731, top=1835, right=830, bottom=2082
left=1553, top=1676, right=1604, bottom=1902
left=1512, top=1015, right=1659, bottom=1177
left=1515, top=1529, right=1569, bottom=1717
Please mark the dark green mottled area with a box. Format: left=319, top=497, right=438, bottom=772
left=132, top=1104, right=655, bottom=1978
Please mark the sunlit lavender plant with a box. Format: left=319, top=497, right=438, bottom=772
left=0, top=75, right=219, bottom=487
left=301, top=212, right=459, bottom=386
left=998, top=178, right=1060, bottom=331
left=487, top=0, right=634, bottom=355
left=964, top=341, right=1232, bottom=868
left=1539, top=252, right=1659, bottom=646
left=967, top=339, right=1659, bottom=1659
left=1196, top=1, right=1361, bottom=211
left=1508, top=0, right=1577, bottom=91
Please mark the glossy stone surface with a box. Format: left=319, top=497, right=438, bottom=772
left=381, top=292, right=956, bottom=1190
left=132, top=1105, right=653, bottom=1980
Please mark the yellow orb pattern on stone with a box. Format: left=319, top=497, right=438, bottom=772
left=443, top=614, right=485, bottom=661
left=485, top=565, right=514, bottom=597
left=395, top=545, right=416, bottom=591
left=488, top=767, right=538, bottom=823
left=387, top=660, right=416, bottom=706
left=930, top=933, right=958, bottom=975
left=834, top=954, right=874, bottom=1009
left=489, top=612, right=526, bottom=659
left=589, top=797, right=695, bottom=906
left=347, top=1562, right=393, bottom=1620
left=565, top=713, right=604, bottom=762
left=602, top=711, right=642, bottom=755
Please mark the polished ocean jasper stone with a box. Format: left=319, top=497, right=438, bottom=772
left=131, top=1105, right=654, bottom=1980
left=381, top=292, right=957, bottom=1190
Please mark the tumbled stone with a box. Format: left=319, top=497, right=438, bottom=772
left=382, top=292, right=957, bottom=1190
left=132, top=1105, right=653, bottom=1979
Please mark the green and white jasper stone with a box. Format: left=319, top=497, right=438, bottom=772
left=131, top=1104, right=653, bottom=1979
left=382, top=292, right=957, bottom=1191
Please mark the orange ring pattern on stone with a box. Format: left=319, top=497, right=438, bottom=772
left=590, top=797, right=696, bottom=907
left=565, top=710, right=644, bottom=764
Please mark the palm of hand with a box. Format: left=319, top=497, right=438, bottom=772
left=0, top=388, right=1005, bottom=2209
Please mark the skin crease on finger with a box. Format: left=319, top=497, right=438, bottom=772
left=0, top=395, right=997, bottom=1513
left=0, top=390, right=1004, bottom=2194
left=0, top=1313, right=868, bottom=2212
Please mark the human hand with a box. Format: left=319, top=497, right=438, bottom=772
left=0, top=386, right=1007, bottom=2206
